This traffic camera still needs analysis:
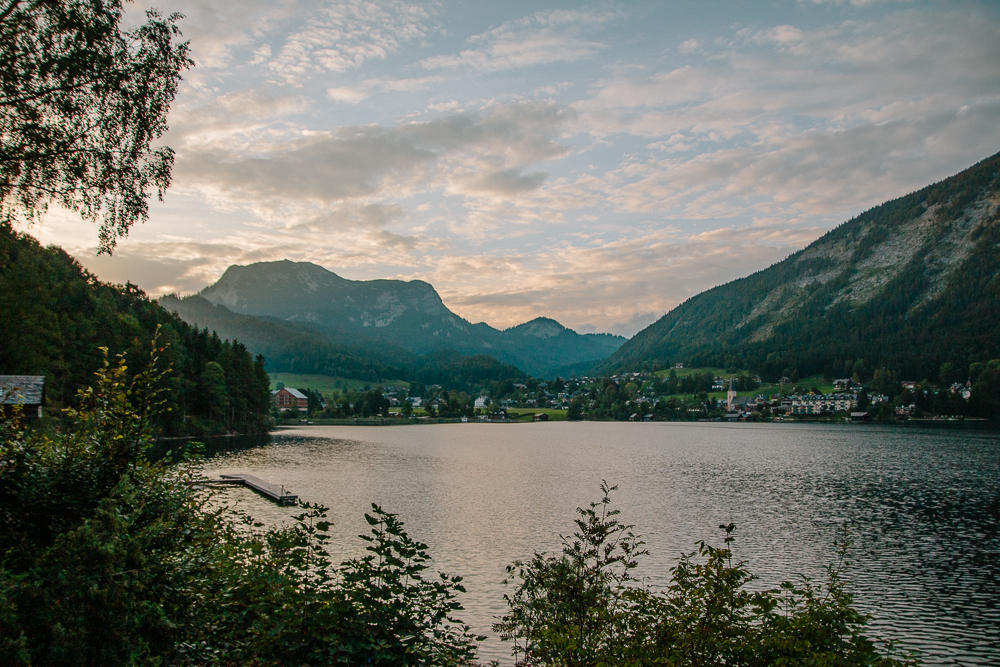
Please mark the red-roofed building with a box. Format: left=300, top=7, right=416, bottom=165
left=272, top=387, right=308, bottom=412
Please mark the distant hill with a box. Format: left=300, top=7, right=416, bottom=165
left=160, top=294, right=526, bottom=391
left=160, top=294, right=412, bottom=381
left=192, top=261, right=625, bottom=378
left=600, top=151, right=1000, bottom=383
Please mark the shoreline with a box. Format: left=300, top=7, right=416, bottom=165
left=270, top=416, right=997, bottom=431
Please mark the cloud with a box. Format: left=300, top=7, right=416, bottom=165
left=176, top=130, right=437, bottom=213
left=606, top=312, right=658, bottom=339
left=570, top=6, right=1000, bottom=223
left=68, top=1, right=1000, bottom=340
left=291, top=203, right=405, bottom=231
left=169, top=99, right=573, bottom=226
left=429, top=222, right=814, bottom=336
left=269, top=0, right=432, bottom=82
left=449, top=169, right=550, bottom=197
left=420, top=8, right=622, bottom=73
left=327, top=75, right=444, bottom=103
left=677, top=38, right=700, bottom=54
left=126, top=0, right=285, bottom=69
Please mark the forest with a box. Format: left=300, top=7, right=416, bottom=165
left=0, top=222, right=271, bottom=435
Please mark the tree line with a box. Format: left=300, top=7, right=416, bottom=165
left=0, top=222, right=270, bottom=435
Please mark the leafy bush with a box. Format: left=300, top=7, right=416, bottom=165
left=0, top=346, right=479, bottom=666
left=495, top=482, right=919, bottom=667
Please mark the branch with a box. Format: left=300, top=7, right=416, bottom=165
left=0, top=0, right=22, bottom=25
left=0, top=71, right=113, bottom=107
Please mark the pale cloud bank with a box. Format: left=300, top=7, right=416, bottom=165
left=25, top=1, right=1000, bottom=338
left=420, top=8, right=623, bottom=73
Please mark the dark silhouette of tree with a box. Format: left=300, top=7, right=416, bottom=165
left=0, top=0, right=191, bottom=252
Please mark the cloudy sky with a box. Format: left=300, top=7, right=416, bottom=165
left=21, top=0, right=1000, bottom=336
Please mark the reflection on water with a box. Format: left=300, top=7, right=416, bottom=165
left=149, top=433, right=272, bottom=461
left=199, top=422, right=1000, bottom=666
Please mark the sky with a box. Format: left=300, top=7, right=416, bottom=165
left=19, top=0, right=1000, bottom=337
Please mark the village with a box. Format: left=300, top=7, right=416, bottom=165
left=265, top=366, right=978, bottom=425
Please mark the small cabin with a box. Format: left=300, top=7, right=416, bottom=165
left=0, top=375, right=45, bottom=419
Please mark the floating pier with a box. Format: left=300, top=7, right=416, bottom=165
left=217, top=473, right=299, bottom=506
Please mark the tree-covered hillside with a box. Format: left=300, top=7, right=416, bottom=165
left=161, top=294, right=526, bottom=393
left=0, top=223, right=270, bottom=435
left=601, top=151, right=1000, bottom=389
left=161, top=294, right=413, bottom=382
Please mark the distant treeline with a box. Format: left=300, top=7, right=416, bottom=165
left=0, top=222, right=270, bottom=435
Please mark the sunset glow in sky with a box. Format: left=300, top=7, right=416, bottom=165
left=20, top=0, right=1000, bottom=336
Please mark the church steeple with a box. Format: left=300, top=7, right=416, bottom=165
left=727, top=378, right=738, bottom=411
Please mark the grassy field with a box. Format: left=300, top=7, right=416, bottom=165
left=269, top=372, right=409, bottom=395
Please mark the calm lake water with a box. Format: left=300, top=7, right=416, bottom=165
left=199, top=422, right=1000, bottom=665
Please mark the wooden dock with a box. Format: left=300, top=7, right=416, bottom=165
left=218, top=473, right=299, bottom=506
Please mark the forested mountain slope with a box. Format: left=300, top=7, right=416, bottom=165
left=161, top=294, right=413, bottom=381
left=601, top=151, right=1000, bottom=383
left=0, top=223, right=270, bottom=435
left=160, top=294, right=526, bottom=391
left=196, top=261, right=625, bottom=377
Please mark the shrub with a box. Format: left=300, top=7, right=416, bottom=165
left=0, top=345, right=479, bottom=666
left=495, top=483, right=919, bottom=667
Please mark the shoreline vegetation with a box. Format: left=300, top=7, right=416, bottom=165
left=0, top=350, right=920, bottom=666
left=271, top=413, right=994, bottom=427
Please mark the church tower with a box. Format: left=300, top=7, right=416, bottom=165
left=727, top=378, right=738, bottom=411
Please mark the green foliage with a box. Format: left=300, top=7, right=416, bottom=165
left=2, top=346, right=928, bottom=666
left=0, top=0, right=192, bottom=252
left=567, top=396, right=585, bottom=420
left=0, top=224, right=270, bottom=435
left=0, top=347, right=218, bottom=664
left=0, top=346, right=480, bottom=666
left=496, top=485, right=919, bottom=667
left=495, top=482, right=649, bottom=666
left=333, top=506, right=481, bottom=666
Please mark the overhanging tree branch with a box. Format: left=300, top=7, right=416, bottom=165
left=0, top=0, right=191, bottom=253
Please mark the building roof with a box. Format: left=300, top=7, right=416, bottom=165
left=0, top=376, right=45, bottom=405
left=284, top=388, right=308, bottom=399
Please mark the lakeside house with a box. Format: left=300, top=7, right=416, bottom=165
left=0, top=375, right=45, bottom=419
left=272, top=387, right=308, bottom=413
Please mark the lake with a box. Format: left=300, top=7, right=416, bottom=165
left=199, top=421, right=1000, bottom=665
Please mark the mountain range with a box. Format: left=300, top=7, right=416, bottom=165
left=600, top=151, right=1000, bottom=382
left=165, top=151, right=999, bottom=386
left=164, top=262, right=625, bottom=379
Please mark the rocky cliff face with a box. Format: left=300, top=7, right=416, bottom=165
left=602, top=151, right=1000, bottom=380
left=200, top=261, right=477, bottom=351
